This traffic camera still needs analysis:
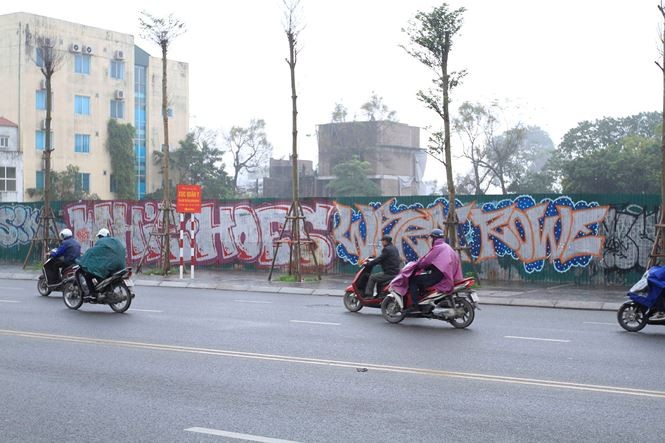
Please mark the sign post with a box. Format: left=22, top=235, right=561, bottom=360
left=176, top=184, right=202, bottom=279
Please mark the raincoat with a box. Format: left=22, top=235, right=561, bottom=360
left=76, top=236, right=126, bottom=279
left=412, top=237, right=462, bottom=293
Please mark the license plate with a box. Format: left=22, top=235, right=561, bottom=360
left=470, top=292, right=479, bottom=303
left=125, top=279, right=134, bottom=287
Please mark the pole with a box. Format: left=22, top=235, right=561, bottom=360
left=190, top=215, right=195, bottom=279
left=179, top=213, right=184, bottom=279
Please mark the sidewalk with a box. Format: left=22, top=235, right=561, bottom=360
left=0, top=265, right=629, bottom=311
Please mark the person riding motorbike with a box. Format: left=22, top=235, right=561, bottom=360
left=44, top=228, right=81, bottom=286
left=407, top=228, right=463, bottom=312
left=76, top=228, right=127, bottom=298
left=364, top=235, right=401, bottom=298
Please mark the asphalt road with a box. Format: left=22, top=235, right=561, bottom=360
left=1, top=278, right=665, bottom=443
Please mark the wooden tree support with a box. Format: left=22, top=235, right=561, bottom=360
left=22, top=206, right=59, bottom=269
left=647, top=218, right=665, bottom=269
left=268, top=201, right=321, bottom=282
left=443, top=215, right=480, bottom=283
left=136, top=203, right=177, bottom=274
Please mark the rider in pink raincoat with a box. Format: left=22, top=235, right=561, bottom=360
left=396, top=229, right=463, bottom=311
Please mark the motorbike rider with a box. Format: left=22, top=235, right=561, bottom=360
left=407, top=228, right=463, bottom=312
left=76, top=228, right=126, bottom=298
left=364, top=235, right=401, bottom=298
left=44, top=228, right=81, bottom=286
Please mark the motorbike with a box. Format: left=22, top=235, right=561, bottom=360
left=380, top=261, right=478, bottom=327
left=62, top=267, right=135, bottom=313
left=617, top=266, right=665, bottom=332
left=343, top=257, right=391, bottom=312
left=37, top=250, right=79, bottom=297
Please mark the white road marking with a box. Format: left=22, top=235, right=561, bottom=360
left=131, top=309, right=163, bottom=313
left=0, top=287, right=23, bottom=290
left=185, top=427, right=300, bottom=443
left=233, top=300, right=273, bottom=304
left=290, top=320, right=340, bottom=326
left=504, top=335, right=570, bottom=343
left=583, top=321, right=616, bottom=326
left=0, top=300, right=20, bottom=303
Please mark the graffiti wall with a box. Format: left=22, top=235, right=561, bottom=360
left=0, top=195, right=660, bottom=285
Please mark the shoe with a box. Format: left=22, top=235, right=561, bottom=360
left=405, top=306, right=422, bottom=314
left=649, top=312, right=665, bottom=321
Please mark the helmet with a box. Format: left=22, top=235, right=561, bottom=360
left=96, top=228, right=110, bottom=238
left=380, top=235, right=392, bottom=243
left=430, top=229, right=445, bottom=239
left=59, top=228, right=73, bottom=240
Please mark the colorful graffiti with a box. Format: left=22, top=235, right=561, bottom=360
left=0, top=205, right=41, bottom=248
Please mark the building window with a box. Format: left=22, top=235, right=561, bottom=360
left=162, top=107, right=174, bottom=118
left=110, top=60, right=124, bottom=80
left=74, top=134, right=90, bottom=153
left=36, top=130, right=45, bottom=150
left=36, top=170, right=44, bottom=190
left=0, top=166, right=16, bottom=192
left=74, top=54, right=91, bottom=74
left=76, top=173, right=90, bottom=193
left=75, top=95, right=91, bottom=115
left=0, top=136, right=8, bottom=149
left=110, top=100, right=124, bottom=119
left=110, top=174, right=117, bottom=193
left=36, top=90, right=46, bottom=110
left=35, top=48, right=44, bottom=67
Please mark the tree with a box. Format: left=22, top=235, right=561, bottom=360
left=225, top=119, right=273, bottom=193
left=360, top=92, right=397, bottom=121
left=331, top=103, right=348, bottom=123
left=403, top=4, right=466, bottom=245
left=138, top=11, right=186, bottom=274
left=28, top=165, right=100, bottom=201
left=328, top=157, right=381, bottom=196
left=453, top=101, right=496, bottom=194
left=106, top=119, right=136, bottom=200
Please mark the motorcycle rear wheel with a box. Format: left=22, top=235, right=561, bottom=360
left=62, top=283, right=83, bottom=310
left=109, top=283, right=132, bottom=313
left=617, top=301, right=648, bottom=332
left=381, top=297, right=406, bottom=324
left=449, top=298, right=475, bottom=329
left=37, top=275, right=51, bottom=296
left=343, top=291, right=363, bottom=312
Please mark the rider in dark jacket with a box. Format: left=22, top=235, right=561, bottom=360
left=364, top=235, right=401, bottom=298
left=45, top=228, right=81, bottom=286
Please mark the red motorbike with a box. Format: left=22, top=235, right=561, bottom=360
left=343, top=258, right=391, bottom=312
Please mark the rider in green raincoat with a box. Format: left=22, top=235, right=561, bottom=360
left=76, top=229, right=126, bottom=293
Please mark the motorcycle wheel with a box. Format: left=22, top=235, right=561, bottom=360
left=343, top=291, right=363, bottom=312
left=617, top=301, right=648, bottom=332
left=37, top=275, right=51, bottom=296
left=109, top=283, right=132, bottom=313
left=381, top=297, right=406, bottom=324
left=448, top=298, right=475, bottom=329
left=62, top=283, right=83, bottom=310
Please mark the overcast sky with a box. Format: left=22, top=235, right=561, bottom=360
left=3, top=0, right=662, bottom=182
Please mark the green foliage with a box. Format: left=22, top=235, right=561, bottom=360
left=553, top=113, right=661, bottom=194
left=360, top=93, right=397, bottom=121
left=225, top=119, right=273, bottom=192
left=106, top=119, right=136, bottom=199
left=27, top=165, right=99, bottom=201
left=328, top=157, right=381, bottom=197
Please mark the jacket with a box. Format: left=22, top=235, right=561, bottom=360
left=367, top=243, right=401, bottom=275
left=76, top=236, right=126, bottom=279
left=413, top=238, right=463, bottom=293
left=51, top=237, right=81, bottom=264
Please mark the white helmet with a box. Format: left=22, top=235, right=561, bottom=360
left=96, top=228, right=110, bottom=238
left=59, top=228, right=73, bottom=240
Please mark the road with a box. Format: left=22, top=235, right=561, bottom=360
left=1, top=278, right=664, bottom=442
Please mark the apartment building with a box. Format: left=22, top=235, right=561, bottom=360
left=0, top=12, right=189, bottom=201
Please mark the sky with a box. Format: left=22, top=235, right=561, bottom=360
left=2, top=0, right=662, bottom=183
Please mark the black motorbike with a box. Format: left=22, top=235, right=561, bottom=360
left=37, top=250, right=79, bottom=297
left=62, top=267, right=135, bottom=313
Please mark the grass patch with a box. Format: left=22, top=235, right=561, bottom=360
left=278, top=275, right=298, bottom=282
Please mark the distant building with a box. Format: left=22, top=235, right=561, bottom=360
left=0, top=12, right=189, bottom=200
left=263, top=158, right=317, bottom=199
left=316, top=120, right=426, bottom=196
left=0, top=117, right=22, bottom=202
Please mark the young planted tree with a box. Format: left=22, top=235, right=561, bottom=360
left=138, top=11, right=185, bottom=274
left=23, top=30, right=65, bottom=266
left=225, top=119, right=273, bottom=193
left=403, top=4, right=465, bottom=245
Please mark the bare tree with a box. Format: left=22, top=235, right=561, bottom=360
left=331, top=102, right=348, bottom=123
left=23, top=30, right=65, bottom=266
left=225, top=119, right=273, bottom=192
left=138, top=11, right=185, bottom=274
left=360, top=92, right=397, bottom=121
left=402, top=4, right=466, bottom=246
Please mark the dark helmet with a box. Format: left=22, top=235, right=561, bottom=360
left=380, top=235, right=393, bottom=243
left=430, top=229, right=445, bottom=239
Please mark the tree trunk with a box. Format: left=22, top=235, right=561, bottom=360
left=288, top=31, right=302, bottom=282
left=43, top=72, right=53, bottom=251
left=160, top=43, right=171, bottom=274
left=442, top=31, right=459, bottom=248
left=661, top=13, right=665, bottom=221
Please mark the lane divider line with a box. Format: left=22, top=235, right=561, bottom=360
left=583, top=322, right=616, bottom=326
left=233, top=300, right=273, bottom=304
left=0, top=300, right=20, bottom=303
left=185, top=427, right=299, bottom=443
left=504, top=335, right=570, bottom=343
left=131, top=309, right=163, bottom=313
left=290, top=320, right=340, bottom=326
left=1, top=328, right=664, bottom=399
